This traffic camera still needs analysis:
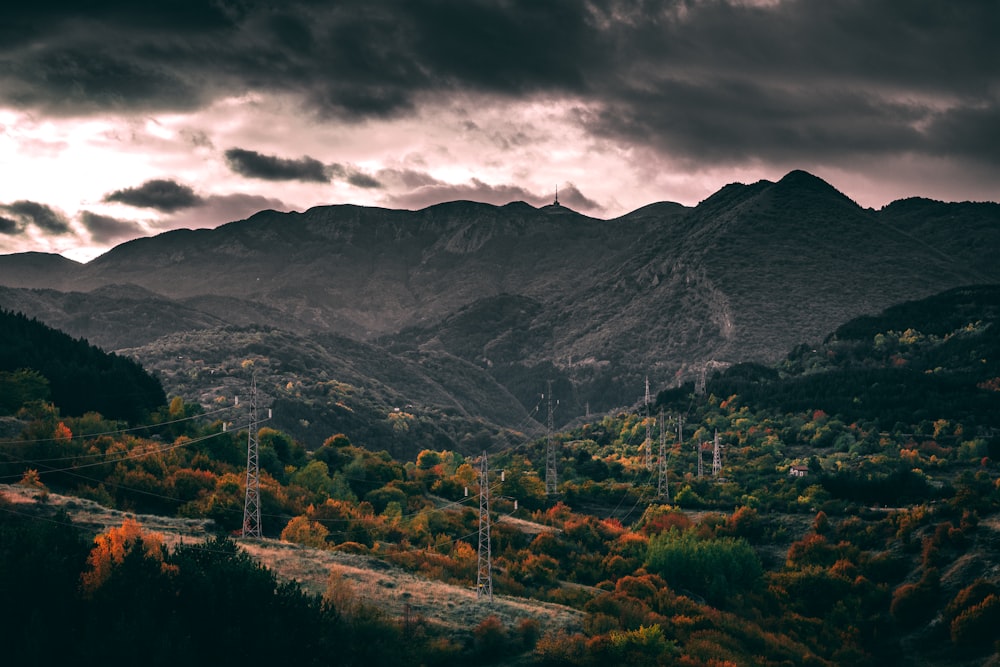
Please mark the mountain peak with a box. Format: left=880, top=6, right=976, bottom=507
left=774, top=170, right=858, bottom=208
left=0, top=251, right=82, bottom=289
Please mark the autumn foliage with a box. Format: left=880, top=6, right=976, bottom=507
left=80, top=518, right=176, bottom=594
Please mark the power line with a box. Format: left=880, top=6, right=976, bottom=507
left=0, top=403, right=234, bottom=448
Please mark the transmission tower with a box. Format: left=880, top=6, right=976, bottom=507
left=545, top=381, right=558, bottom=496
left=657, top=411, right=670, bottom=501
left=712, top=429, right=723, bottom=476
left=476, top=451, right=493, bottom=602
left=242, top=375, right=262, bottom=538
left=644, top=377, right=653, bottom=470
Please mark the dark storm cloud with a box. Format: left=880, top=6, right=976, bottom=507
left=0, top=201, right=71, bottom=234
left=388, top=178, right=603, bottom=214
left=151, top=193, right=294, bottom=233
left=1, top=1, right=997, bottom=169
left=574, top=1, right=1000, bottom=168
left=375, top=168, right=444, bottom=190
left=79, top=211, right=144, bottom=244
left=0, top=216, right=22, bottom=235
left=328, top=164, right=382, bottom=189
left=555, top=184, right=602, bottom=213
left=103, top=179, right=204, bottom=212
left=224, top=148, right=330, bottom=182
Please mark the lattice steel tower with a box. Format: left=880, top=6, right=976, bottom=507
left=242, top=375, right=262, bottom=538
left=545, top=381, right=558, bottom=496
left=657, top=411, right=670, bottom=501
left=712, top=429, right=723, bottom=476
left=644, top=377, right=653, bottom=470
left=476, top=451, right=493, bottom=602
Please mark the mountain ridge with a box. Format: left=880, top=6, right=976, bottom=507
left=1, top=170, right=997, bottom=440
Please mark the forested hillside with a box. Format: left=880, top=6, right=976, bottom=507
left=2, top=286, right=999, bottom=666
left=0, top=309, right=166, bottom=422
left=704, top=284, right=1000, bottom=430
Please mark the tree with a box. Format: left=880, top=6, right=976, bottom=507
left=80, top=518, right=175, bottom=595
left=0, top=368, right=49, bottom=414
left=646, top=528, right=762, bottom=604
left=290, top=460, right=335, bottom=500
left=281, top=515, right=331, bottom=549
left=474, top=615, right=509, bottom=658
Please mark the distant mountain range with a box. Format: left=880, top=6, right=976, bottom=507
left=1, top=170, right=997, bottom=450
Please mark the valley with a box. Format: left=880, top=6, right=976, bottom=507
left=2, top=174, right=1000, bottom=665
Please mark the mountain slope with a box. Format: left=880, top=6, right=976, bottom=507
left=0, top=171, right=997, bottom=435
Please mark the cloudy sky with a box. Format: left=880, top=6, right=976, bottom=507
left=1, top=1, right=997, bottom=262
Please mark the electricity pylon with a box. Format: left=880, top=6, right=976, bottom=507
left=545, top=381, right=558, bottom=496
left=476, top=451, right=493, bottom=602
left=657, top=411, right=670, bottom=501
left=644, top=377, right=653, bottom=470
left=242, top=375, right=262, bottom=538
left=712, top=429, right=723, bottom=476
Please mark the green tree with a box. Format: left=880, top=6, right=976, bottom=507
left=0, top=368, right=49, bottom=414
left=646, top=528, right=762, bottom=604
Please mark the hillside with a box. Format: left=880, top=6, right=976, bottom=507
left=702, top=284, right=1000, bottom=431
left=0, top=308, right=166, bottom=421
left=1, top=284, right=999, bottom=666
left=0, top=483, right=583, bottom=640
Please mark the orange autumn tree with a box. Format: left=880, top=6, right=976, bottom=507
left=80, top=518, right=177, bottom=594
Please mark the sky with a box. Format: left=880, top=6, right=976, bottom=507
left=1, top=1, right=997, bottom=263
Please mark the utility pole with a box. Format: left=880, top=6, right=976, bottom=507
left=657, top=411, right=670, bottom=501
left=476, top=451, right=493, bottom=602
left=545, top=381, right=558, bottom=496
left=242, top=374, right=262, bottom=538
left=644, top=376, right=653, bottom=470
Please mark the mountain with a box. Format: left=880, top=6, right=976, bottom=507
left=1, top=171, right=997, bottom=450
left=0, top=252, right=82, bottom=289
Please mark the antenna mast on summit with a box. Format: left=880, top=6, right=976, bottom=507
left=554, top=185, right=559, bottom=206
left=545, top=381, right=558, bottom=496
left=242, top=375, right=262, bottom=538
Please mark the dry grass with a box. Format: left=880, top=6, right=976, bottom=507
left=241, top=539, right=583, bottom=635
left=1, top=483, right=583, bottom=638
left=0, top=483, right=212, bottom=549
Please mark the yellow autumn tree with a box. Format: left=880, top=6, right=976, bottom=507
left=281, top=514, right=330, bottom=549
left=80, top=518, right=176, bottom=595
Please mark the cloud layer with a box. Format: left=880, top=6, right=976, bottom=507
left=0, top=1, right=997, bottom=260
left=3, top=1, right=995, bottom=169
